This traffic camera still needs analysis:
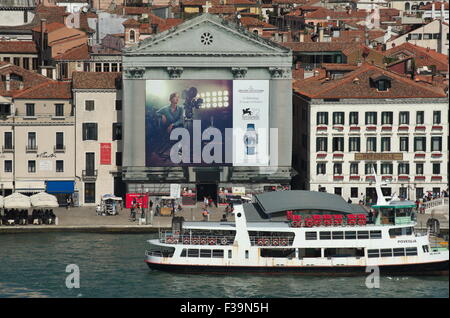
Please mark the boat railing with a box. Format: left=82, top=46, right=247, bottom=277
left=250, top=236, right=294, bottom=247
left=160, top=232, right=235, bottom=246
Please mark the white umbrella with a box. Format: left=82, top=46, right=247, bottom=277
left=101, top=194, right=122, bottom=201
left=30, top=192, right=59, bottom=208
left=4, top=192, right=31, bottom=209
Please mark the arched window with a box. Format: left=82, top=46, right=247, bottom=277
left=253, top=30, right=259, bottom=35
left=130, top=29, right=136, bottom=42
left=405, top=2, right=410, bottom=11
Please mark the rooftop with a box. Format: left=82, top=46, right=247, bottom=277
left=0, top=40, right=37, bottom=54
left=72, top=72, right=122, bottom=90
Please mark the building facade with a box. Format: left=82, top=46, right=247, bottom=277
left=122, top=13, right=294, bottom=202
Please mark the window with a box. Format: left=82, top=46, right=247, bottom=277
left=180, top=249, right=187, bottom=257
left=332, top=231, right=344, bottom=240
left=4, top=160, right=12, bottom=172
left=357, top=231, right=369, bottom=239
left=85, top=100, right=95, bottom=111
left=367, top=137, right=376, bottom=152
left=111, top=63, right=118, bottom=72
left=433, top=111, right=441, bottom=124
left=28, top=160, right=36, bottom=173
left=335, top=187, right=342, bottom=196
left=116, top=152, right=122, bottom=166
left=228, top=250, right=232, bottom=259
left=377, top=80, right=389, bottom=91
left=316, top=112, right=328, bottom=125
left=305, top=232, right=317, bottom=240
left=103, top=63, right=110, bottom=72
left=393, top=248, right=405, bottom=257
left=350, top=163, right=358, bottom=175
left=85, top=152, right=95, bottom=175
left=405, top=247, right=418, bottom=256
left=399, top=111, right=409, bottom=125
left=422, top=245, right=429, bottom=253
left=432, top=163, right=440, bottom=175
left=398, top=163, right=409, bottom=175
left=333, top=112, right=344, bottom=125
left=365, top=112, right=377, bottom=125
left=23, top=58, right=29, bottom=70
left=350, top=188, right=358, bottom=198
left=349, top=137, right=360, bottom=152
left=410, top=34, right=421, bottom=40
left=200, top=249, right=212, bottom=258
left=82, top=123, right=98, bottom=141
left=332, top=137, right=344, bottom=152
left=414, top=137, right=426, bottom=151
left=26, top=103, right=35, bottom=117
left=187, top=249, right=199, bottom=257
left=32, top=58, right=38, bottom=70
left=349, top=112, right=358, bottom=125
left=316, top=137, right=327, bottom=152
left=4, top=132, right=13, bottom=149
left=95, top=63, right=102, bottom=72
left=130, top=29, right=136, bottom=42
left=55, top=104, right=64, bottom=116
left=416, top=111, right=424, bottom=125
left=380, top=249, right=393, bottom=257
left=0, top=103, right=11, bottom=116
left=381, top=137, right=391, bottom=152
left=431, top=137, right=442, bottom=152
left=112, top=123, right=122, bottom=140
left=370, top=231, right=382, bottom=239
left=84, top=183, right=96, bottom=203
left=27, top=132, right=36, bottom=149
left=56, top=160, right=64, bottom=172
left=367, top=249, right=380, bottom=258
left=400, top=137, right=409, bottom=152
left=416, top=163, right=424, bottom=175
left=345, top=231, right=356, bottom=239
left=319, top=232, right=331, bottom=240
left=381, top=112, right=393, bottom=125
left=13, top=57, right=20, bottom=66
left=115, top=100, right=122, bottom=111
left=365, top=163, right=377, bottom=174
left=381, top=163, right=393, bottom=175
left=333, top=163, right=342, bottom=175
left=56, top=132, right=64, bottom=149
left=423, top=33, right=432, bottom=40
left=212, top=250, right=224, bottom=258
left=316, top=163, right=326, bottom=175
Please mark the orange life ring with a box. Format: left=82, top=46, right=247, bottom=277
left=192, top=238, right=199, bottom=245
left=280, top=239, right=288, bottom=246
left=208, top=238, right=216, bottom=245
left=257, top=239, right=264, bottom=246
left=166, top=237, right=173, bottom=244
left=200, top=239, right=207, bottom=245
left=183, top=238, right=190, bottom=244
left=264, top=239, right=270, bottom=246
left=272, top=239, right=279, bottom=246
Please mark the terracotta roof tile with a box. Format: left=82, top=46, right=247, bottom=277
left=72, top=72, right=121, bottom=90
left=13, top=81, right=72, bottom=99
left=0, top=61, right=52, bottom=96
left=54, top=43, right=90, bottom=60
left=0, top=41, right=37, bottom=54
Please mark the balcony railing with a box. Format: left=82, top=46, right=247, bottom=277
left=2, top=145, right=14, bottom=152
left=54, top=145, right=66, bottom=153
left=26, top=145, right=38, bottom=152
left=82, top=169, right=98, bottom=180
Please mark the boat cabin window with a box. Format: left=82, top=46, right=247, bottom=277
left=299, top=248, right=321, bottom=259
left=370, top=231, right=382, bottom=239
left=389, top=227, right=413, bottom=238
left=245, top=250, right=249, bottom=259
left=228, top=250, right=232, bottom=259
left=367, top=249, right=380, bottom=258
left=261, top=248, right=296, bottom=258
left=180, top=249, right=187, bottom=257
left=200, top=249, right=212, bottom=258
left=393, top=248, right=405, bottom=257
left=345, top=231, right=357, bottom=239
left=396, top=208, right=412, bottom=217
left=305, top=232, right=317, bottom=240
left=422, top=245, right=429, bottom=253
left=406, top=247, right=418, bottom=256
left=188, top=249, right=199, bottom=257
left=325, top=248, right=364, bottom=258
left=332, top=231, right=344, bottom=240
left=320, top=231, right=331, bottom=240
left=357, top=231, right=369, bottom=239
left=212, top=250, right=224, bottom=258
left=380, top=249, right=393, bottom=257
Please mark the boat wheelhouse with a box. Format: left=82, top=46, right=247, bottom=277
left=145, top=190, right=448, bottom=275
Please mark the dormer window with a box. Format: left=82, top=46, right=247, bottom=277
left=377, top=79, right=389, bottom=91
left=370, top=74, right=392, bottom=92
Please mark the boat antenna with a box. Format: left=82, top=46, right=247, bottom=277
left=372, top=164, right=388, bottom=206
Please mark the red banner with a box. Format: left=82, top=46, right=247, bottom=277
left=100, top=143, right=111, bottom=165
left=125, top=193, right=148, bottom=209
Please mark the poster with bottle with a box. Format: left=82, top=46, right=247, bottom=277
left=232, top=80, right=270, bottom=166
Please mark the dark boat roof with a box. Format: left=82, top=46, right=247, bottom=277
left=253, top=190, right=367, bottom=215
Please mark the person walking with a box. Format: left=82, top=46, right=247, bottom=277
left=66, top=196, right=71, bottom=210
left=202, top=208, right=209, bottom=222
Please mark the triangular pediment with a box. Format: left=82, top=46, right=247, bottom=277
left=124, top=14, right=290, bottom=56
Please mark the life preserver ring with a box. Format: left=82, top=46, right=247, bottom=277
left=200, top=238, right=207, bottom=245
left=221, top=238, right=228, bottom=245
left=280, top=239, right=288, bottom=246
left=264, top=239, right=270, bottom=246
left=192, top=238, right=199, bottom=245
left=257, top=239, right=264, bottom=246
left=292, top=221, right=299, bottom=227
left=272, top=239, right=279, bottom=246
left=183, top=238, right=190, bottom=244
left=208, top=238, right=216, bottom=245
left=166, top=237, right=173, bottom=244
left=305, top=219, right=313, bottom=227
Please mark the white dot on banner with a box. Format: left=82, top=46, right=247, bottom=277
left=218, top=102, right=223, bottom=107
left=223, top=90, right=228, bottom=95
left=224, top=102, right=229, bottom=107
left=206, top=98, right=211, bottom=102
left=213, top=103, right=217, bottom=107
left=224, top=96, right=228, bottom=101
left=212, top=97, right=217, bottom=102
left=206, top=92, right=210, bottom=96
left=217, top=91, right=222, bottom=96
left=212, top=91, right=217, bottom=96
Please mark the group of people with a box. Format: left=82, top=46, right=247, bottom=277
left=0, top=209, right=56, bottom=225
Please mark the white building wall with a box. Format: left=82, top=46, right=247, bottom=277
left=309, top=99, right=448, bottom=203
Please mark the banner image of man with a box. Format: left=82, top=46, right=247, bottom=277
left=145, top=80, right=233, bottom=166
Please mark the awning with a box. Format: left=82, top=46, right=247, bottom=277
left=15, top=181, right=46, bottom=193
left=46, top=181, right=75, bottom=193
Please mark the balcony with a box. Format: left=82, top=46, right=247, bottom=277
left=54, top=145, right=66, bottom=153
left=82, top=169, right=98, bottom=181
left=26, top=145, right=38, bottom=153
left=2, top=145, right=14, bottom=153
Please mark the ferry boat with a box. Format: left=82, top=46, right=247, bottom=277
left=145, top=181, right=448, bottom=275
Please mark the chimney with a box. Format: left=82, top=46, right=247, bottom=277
left=299, top=32, right=304, bottom=42
left=5, top=73, right=10, bottom=91
left=431, top=3, right=436, bottom=19
left=40, top=19, right=47, bottom=66
left=319, top=27, right=324, bottom=42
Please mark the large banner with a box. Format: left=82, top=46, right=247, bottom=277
left=145, top=80, right=269, bottom=167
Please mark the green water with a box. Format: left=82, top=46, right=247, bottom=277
left=0, top=233, right=448, bottom=298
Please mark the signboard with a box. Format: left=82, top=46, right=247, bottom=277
left=100, top=143, right=112, bottom=165
left=125, top=193, right=148, bottom=209
left=232, top=187, right=246, bottom=196
left=39, top=160, right=53, bottom=171
left=170, top=184, right=181, bottom=198
left=354, top=153, right=403, bottom=161
left=145, top=80, right=270, bottom=167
